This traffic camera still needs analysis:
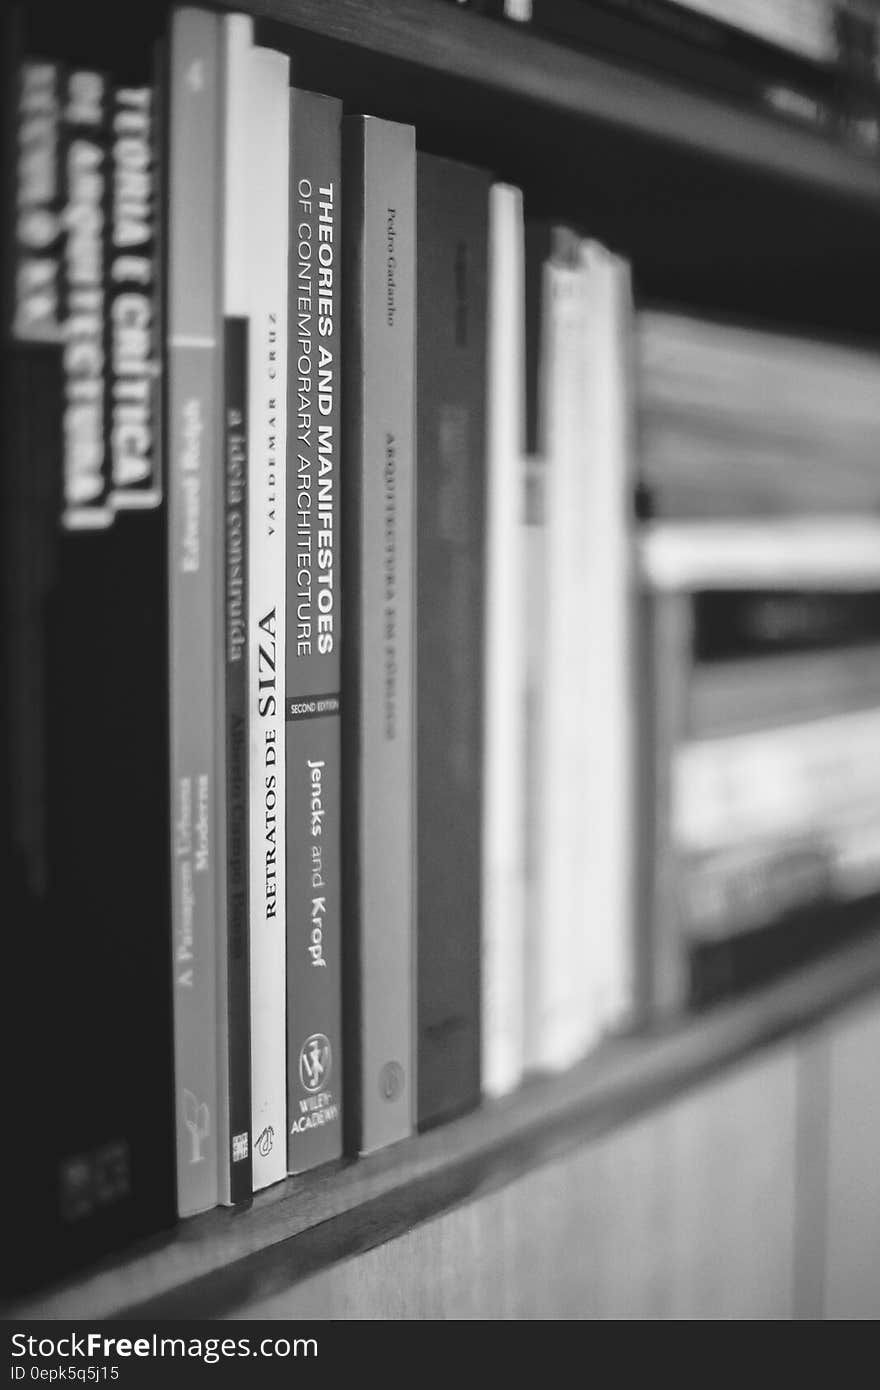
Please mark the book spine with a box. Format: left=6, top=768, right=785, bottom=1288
left=692, top=589, right=880, bottom=662
left=577, top=244, right=637, bottom=1035
left=246, top=43, right=290, bottom=1191
left=530, top=256, right=596, bottom=1071
left=166, top=5, right=221, bottom=1219
left=286, top=88, right=344, bottom=1174
left=415, top=153, right=489, bottom=1129
left=105, top=78, right=162, bottom=510
left=679, top=823, right=880, bottom=945
left=522, top=450, right=547, bottom=1046
left=218, top=10, right=253, bottom=1208
left=481, top=183, right=526, bottom=1097
left=221, top=317, right=251, bottom=1200
left=675, top=706, right=880, bottom=857
left=639, top=588, right=693, bottom=1018
left=341, top=115, right=416, bottom=1154
left=691, top=643, right=880, bottom=739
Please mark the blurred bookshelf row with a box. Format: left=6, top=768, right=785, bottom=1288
left=5, top=0, right=880, bottom=1316
left=456, top=0, right=880, bottom=156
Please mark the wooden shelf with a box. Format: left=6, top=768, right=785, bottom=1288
left=216, top=0, right=880, bottom=204
left=8, top=931, right=880, bottom=1319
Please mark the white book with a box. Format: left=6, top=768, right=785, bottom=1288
left=639, top=517, right=880, bottom=592
left=530, top=256, right=598, bottom=1072
left=245, top=41, right=290, bottom=1191
left=481, top=184, right=527, bottom=1098
left=576, top=245, right=636, bottom=1035
left=675, top=706, right=880, bottom=856
left=522, top=450, right=547, bottom=1058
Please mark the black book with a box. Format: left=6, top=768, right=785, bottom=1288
left=1, top=5, right=175, bottom=1296
left=693, top=590, right=880, bottom=664
left=222, top=315, right=252, bottom=1204
left=416, top=152, right=490, bottom=1129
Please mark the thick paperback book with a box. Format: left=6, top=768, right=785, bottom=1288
left=286, top=86, right=344, bottom=1173
left=341, top=114, right=416, bottom=1154
left=416, top=151, right=489, bottom=1129
left=481, top=183, right=527, bottom=1098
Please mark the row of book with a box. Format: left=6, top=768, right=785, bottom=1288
left=7, top=0, right=880, bottom=1300
left=456, top=0, right=880, bottom=153
left=636, top=315, right=880, bottom=1010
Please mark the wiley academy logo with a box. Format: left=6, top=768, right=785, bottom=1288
left=299, top=1033, right=332, bottom=1093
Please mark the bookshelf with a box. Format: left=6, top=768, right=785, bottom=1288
left=8, top=0, right=880, bottom=1320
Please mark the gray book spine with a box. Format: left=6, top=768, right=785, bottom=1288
left=637, top=588, right=692, bottom=1019
left=341, top=115, right=416, bottom=1154
left=167, top=6, right=221, bottom=1217
left=286, top=88, right=344, bottom=1174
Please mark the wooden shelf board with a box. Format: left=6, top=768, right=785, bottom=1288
left=8, top=931, right=880, bottom=1319
left=209, top=0, right=880, bottom=204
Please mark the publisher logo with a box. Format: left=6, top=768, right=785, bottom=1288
left=183, top=1089, right=210, bottom=1164
left=300, top=1034, right=332, bottom=1093
left=379, top=1061, right=405, bottom=1102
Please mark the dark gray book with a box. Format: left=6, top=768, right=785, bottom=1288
left=286, top=87, right=343, bottom=1173
left=341, top=114, right=416, bottom=1155
left=415, top=151, right=489, bottom=1130
left=637, top=588, right=692, bottom=1019
left=221, top=315, right=252, bottom=1203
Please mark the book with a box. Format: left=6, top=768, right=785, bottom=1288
left=3, top=9, right=175, bottom=1291
left=636, top=589, right=692, bottom=1018
left=692, top=589, right=880, bottom=662
left=218, top=10, right=253, bottom=1206
left=675, top=705, right=880, bottom=855
left=692, top=642, right=880, bottom=738
left=166, top=3, right=222, bottom=1219
left=682, top=813, right=880, bottom=946
left=341, top=114, right=416, bottom=1154
left=530, top=245, right=597, bottom=1070
left=481, top=183, right=527, bottom=1098
left=575, top=243, right=637, bottom=1036
left=527, top=234, right=638, bottom=1064
left=285, top=86, right=344, bottom=1174
left=522, top=451, right=548, bottom=1047
left=639, top=517, right=880, bottom=591
left=244, top=38, right=290, bottom=1192
left=637, top=312, right=880, bottom=520
left=641, top=583, right=880, bottom=1018
left=415, top=151, right=490, bottom=1130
